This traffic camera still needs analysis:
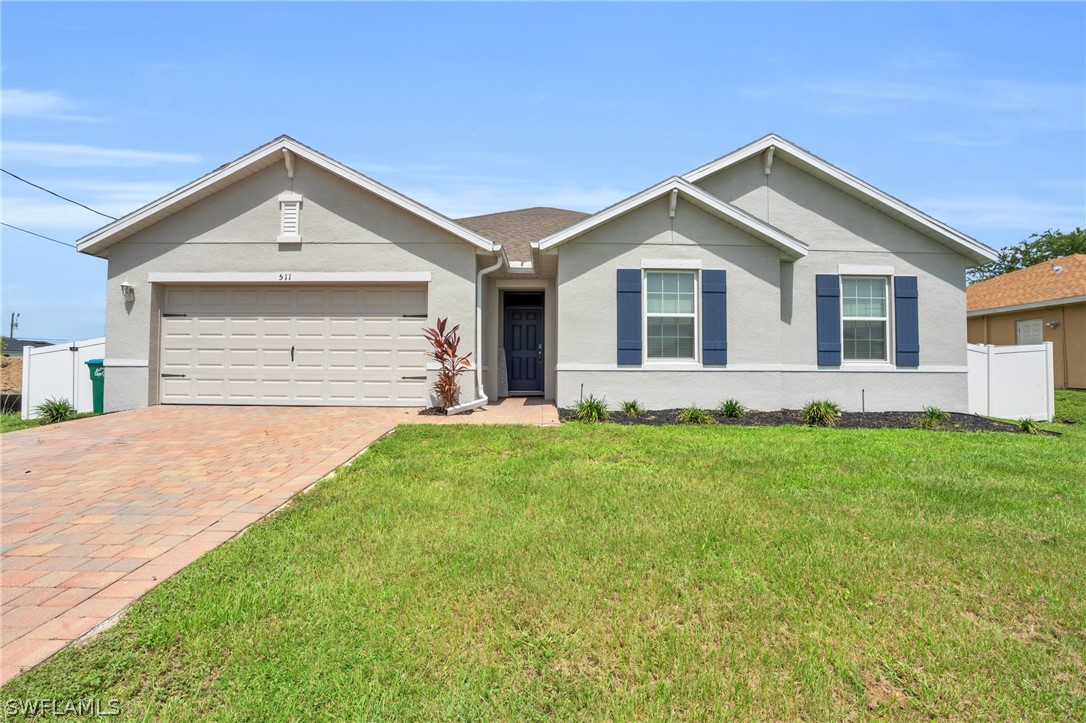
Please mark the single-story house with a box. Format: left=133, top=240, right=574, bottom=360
left=75, top=134, right=997, bottom=413
left=967, top=254, right=1086, bottom=389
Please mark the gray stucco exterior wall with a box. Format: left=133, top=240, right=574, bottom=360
left=552, top=158, right=972, bottom=412
left=102, top=159, right=482, bottom=412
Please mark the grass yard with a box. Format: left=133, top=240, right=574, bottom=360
left=3, top=413, right=1085, bottom=719
left=1056, top=389, right=1086, bottom=425
left=0, top=411, right=96, bottom=434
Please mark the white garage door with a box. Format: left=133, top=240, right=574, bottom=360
left=159, top=285, right=429, bottom=406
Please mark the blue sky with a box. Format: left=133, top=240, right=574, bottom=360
left=2, top=2, right=1084, bottom=342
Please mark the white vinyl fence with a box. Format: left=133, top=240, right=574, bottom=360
left=20, top=337, right=106, bottom=419
left=968, top=342, right=1054, bottom=421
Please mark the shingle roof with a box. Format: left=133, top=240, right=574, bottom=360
left=967, top=254, right=1086, bottom=312
left=457, top=207, right=590, bottom=262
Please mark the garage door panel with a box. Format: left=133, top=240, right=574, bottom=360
left=161, top=285, right=431, bottom=406
left=228, top=318, right=259, bottom=338
left=195, top=349, right=226, bottom=369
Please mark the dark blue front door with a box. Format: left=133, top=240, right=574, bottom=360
left=505, top=306, right=543, bottom=393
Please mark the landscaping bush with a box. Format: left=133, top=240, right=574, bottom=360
left=422, top=318, right=472, bottom=411
left=620, top=400, right=645, bottom=418
left=917, top=405, right=950, bottom=430
left=1017, top=417, right=1043, bottom=435
left=34, top=397, right=76, bottom=424
left=718, top=398, right=747, bottom=419
left=677, top=405, right=715, bottom=425
left=802, top=399, right=841, bottom=427
left=573, top=395, right=609, bottom=423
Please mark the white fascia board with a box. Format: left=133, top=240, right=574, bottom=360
left=147, top=271, right=432, bottom=284
left=682, top=134, right=999, bottom=265
left=533, top=177, right=807, bottom=259
left=966, top=294, right=1086, bottom=317
left=76, top=136, right=497, bottom=257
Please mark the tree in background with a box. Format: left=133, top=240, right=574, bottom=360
left=969, top=228, right=1086, bottom=284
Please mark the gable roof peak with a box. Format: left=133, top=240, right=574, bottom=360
left=76, top=135, right=498, bottom=257
left=533, top=174, right=807, bottom=259
left=683, top=134, right=998, bottom=264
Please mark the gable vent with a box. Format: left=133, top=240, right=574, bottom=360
left=278, top=192, right=303, bottom=243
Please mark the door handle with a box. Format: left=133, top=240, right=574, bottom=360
left=537, top=344, right=543, bottom=361
left=290, top=345, right=295, bottom=362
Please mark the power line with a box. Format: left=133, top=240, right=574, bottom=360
left=1, top=168, right=118, bottom=220
left=1, top=222, right=77, bottom=248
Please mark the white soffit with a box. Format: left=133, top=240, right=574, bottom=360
left=75, top=136, right=498, bottom=257
left=682, top=134, right=998, bottom=265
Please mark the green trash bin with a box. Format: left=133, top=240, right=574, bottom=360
left=85, top=358, right=105, bottom=415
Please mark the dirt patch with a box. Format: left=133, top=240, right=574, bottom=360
left=560, top=408, right=1040, bottom=434
left=1, top=356, right=22, bottom=393
left=861, top=671, right=907, bottom=711
left=417, top=406, right=478, bottom=417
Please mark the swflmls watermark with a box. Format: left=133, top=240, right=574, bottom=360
left=4, top=698, right=120, bottom=717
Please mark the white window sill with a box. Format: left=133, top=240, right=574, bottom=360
left=643, top=361, right=702, bottom=371
left=841, top=362, right=895, bottom=371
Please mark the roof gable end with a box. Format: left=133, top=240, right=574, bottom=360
left=75, top=136, right=497, bottom=257
left=533, top=177, right=808, bottom=259
left=683, top=134, right=998, bottom=265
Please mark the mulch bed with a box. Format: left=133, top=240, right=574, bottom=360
left=559, top=408, right=1049, bottom=434
left=417, top=407, right=479, bottom=416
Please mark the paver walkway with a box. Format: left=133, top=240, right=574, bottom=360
left=1, top=398, right=557, bottom=684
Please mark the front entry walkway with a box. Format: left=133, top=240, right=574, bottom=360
left=0, top=399, right=557, bottom=683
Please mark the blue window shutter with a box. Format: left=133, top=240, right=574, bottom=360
left=702, top=270, right=728, bottom=365
left=616, top=269, right=642, bottom=366
left=815, top=274, right=841, bottom=366
left=894, top=276, right=920, bottom=367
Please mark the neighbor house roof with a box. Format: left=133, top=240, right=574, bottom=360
left=458, top=207, right=589, bottom=262
left=75, top=135, right=499, bottom=257
left=683, top=134, right=999, bottom=265
left=1, top=337, right=51, bottom=355
left=967, top=254, right=1086, bottom=314
left=533, top=176, right=809, bottom=260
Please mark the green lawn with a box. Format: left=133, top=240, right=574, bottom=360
left=1, top=411, right=96, bottom=434
left=3, top=409, right=1085, bottom=719
left=1056, top=389, right=1086, bottom=424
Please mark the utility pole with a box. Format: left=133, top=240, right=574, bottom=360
left=8, top=312, right=18, bottom=339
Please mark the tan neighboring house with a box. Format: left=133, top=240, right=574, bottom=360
left=967, top=254, right=1086, bottom=389
left=75, top=134, right=998, bottom=413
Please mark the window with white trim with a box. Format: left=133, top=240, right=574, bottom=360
left=842, top=276, right=889, bottom=361
left=645, top=270, right=697, bottom=360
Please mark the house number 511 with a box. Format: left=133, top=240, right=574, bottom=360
left=278, top=273, right=292, bottom=281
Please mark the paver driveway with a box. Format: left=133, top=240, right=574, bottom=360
left=1, top=400, right=558, bottom=684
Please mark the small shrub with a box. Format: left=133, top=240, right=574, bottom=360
left=35, top=397, right=76, bottom=424
left=718, top=398, right=747, bottom=419
left=677, top=405, right=715, bottom=425
left=1017, top=417, right=1043, bottom=435
left=917, top=405, right=950, bottom=430
left=621, top=400, right=645, bottom=418
left=802, top=399, right=841, bottom=427
left=573, top=395, right=609, bottom=423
